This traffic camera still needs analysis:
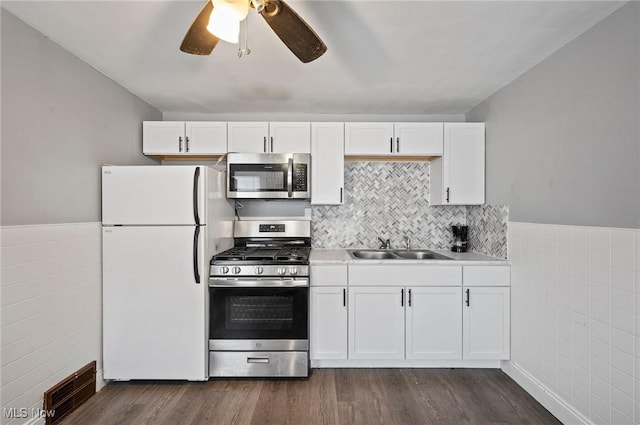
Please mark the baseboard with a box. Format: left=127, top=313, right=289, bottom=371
left=501, top=361, right=592, bottom=425
left=311, top=359, right=502, bottom=368
left=96, top=368, right=106, bottom=391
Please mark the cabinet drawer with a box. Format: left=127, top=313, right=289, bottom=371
left=311, top=265, right=348, bottom=286
left=463, top=266, right=510, bottom=286
left=348, top=265, right=462, bottom=286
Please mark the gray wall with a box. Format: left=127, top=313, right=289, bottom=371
left=1, top=9, right=162, bottom=226
left=467, top=2, right=640, bottom=229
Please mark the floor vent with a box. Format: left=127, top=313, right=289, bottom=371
left=43, top=361, right=97, bottom=425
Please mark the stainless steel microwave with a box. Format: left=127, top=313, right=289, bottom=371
left=227, top=153, right=310, bottom=199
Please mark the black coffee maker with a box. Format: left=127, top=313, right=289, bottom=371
left=451, top=225, right=468, bottom=252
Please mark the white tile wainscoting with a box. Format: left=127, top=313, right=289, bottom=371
left=1, top=222, right=104, bottom=425
left=506, top=222, right=639, bottom=425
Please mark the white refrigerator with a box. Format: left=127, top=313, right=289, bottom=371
left=101, top=165, right=233, bottom=380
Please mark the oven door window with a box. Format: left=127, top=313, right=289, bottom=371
left=210, top=287, right=308, bottom=340
left=229, top=164, right=288, bottom=192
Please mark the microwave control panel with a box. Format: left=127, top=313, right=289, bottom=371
left=293, top=164, right=308, bottom=192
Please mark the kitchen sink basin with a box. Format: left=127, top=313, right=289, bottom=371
left=349, top=250, right=398, bottom=259
left=348, top=249, right=453, bottom=260
left=393, top=250, right=452, bottom=260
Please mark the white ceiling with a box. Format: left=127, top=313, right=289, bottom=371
left=2, top=1, right=625, bottom=115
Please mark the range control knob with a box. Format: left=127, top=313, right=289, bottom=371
left=289, top=267, right=298, bottom=276
left=220, top=266, right=229, bottom=275
left=254, top=266, right=264, bottom=275
left=277, top=267, right=286, bottom=276
left=231, top=266, right=241, bottom=275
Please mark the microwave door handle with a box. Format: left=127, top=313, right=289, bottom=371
left=287, top=158, right=293, bottom=198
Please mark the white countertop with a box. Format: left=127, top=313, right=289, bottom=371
left=309, top=248, right=509, bottom=265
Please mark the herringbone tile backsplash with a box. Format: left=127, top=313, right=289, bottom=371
left=311, top=162, right=508, bottom=258
left=467, top=204, right=509, bottom=259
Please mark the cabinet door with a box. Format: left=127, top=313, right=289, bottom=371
left=406, top=287, right=462, bottom=360
left=311, top=122, right=344, bottom=205
left=444, top=123, right=485, bottom=205
left=348, top=286, right=404, bottom=359
left=185, top=122, right=227, bottom=154
left=394, top=123, right=443, bottom=155
left=310, top=286, right=348, bottom=360
left=463, top=286, right=510, bottom=360
left=269, top=122, right=311, bottom=153
left=227, top=122, right=269, bottom=153
left=344, top=123, right=394, bottom=155
left=143, top=121, right=185, bottom=154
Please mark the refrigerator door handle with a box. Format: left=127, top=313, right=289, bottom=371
left=193, top=167, right=201, bottom=225
left=193, top=226, right=201, bottom=284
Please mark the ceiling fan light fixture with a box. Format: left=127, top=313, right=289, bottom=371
left=207, top=0, right=249, bottom=44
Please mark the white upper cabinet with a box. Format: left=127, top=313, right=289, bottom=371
left=143, top=121, right=227, bottom=155
left=430, top=123, right=485, bottom=205
left=270, top=122, right=311, bottom=153
left=344, top=122, right=444, bottom=156
left=344, top=123, right=394, bottom=155
left=227, top=122, right=269, bottom=153
left=227, top=122, right=310, bottom=153
left=311, top=122, right=344, bottom=205
left=394, top=123, right=444, bottom=155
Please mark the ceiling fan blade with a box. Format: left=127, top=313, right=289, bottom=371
left=260, top=0, right=327, bottom=63
left=180, top=0, right=220, bottom=55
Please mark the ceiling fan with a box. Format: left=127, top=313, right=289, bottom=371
left=180, top=0, right=327, bottom=63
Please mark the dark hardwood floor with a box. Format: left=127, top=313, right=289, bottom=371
left=62, top=369, right=562, bottom=425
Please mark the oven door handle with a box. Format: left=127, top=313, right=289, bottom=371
left=287, top=157, right=293, bottom=198
left=208, top=278, right=309, bottom=287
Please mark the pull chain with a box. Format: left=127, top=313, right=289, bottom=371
left=237, top=17, right=251, bottom=58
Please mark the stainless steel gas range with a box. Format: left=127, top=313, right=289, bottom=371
left=208, top=220, right=310, bottom=378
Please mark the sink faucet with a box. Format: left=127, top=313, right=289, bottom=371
left=404, top=236, right=410, bottom=250
left=377, top=237, right=392, bottom=250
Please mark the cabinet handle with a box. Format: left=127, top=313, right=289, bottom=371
left=343, top=288, right=346, bottom=307
left=446, top=187, right=450, bottom=203
left=185, top=136, right=190, bottom=152
left=263, top=136, right=267, bottom=153
left=340, top=188, right=343, bottom=203
left=396, top=137, right=400, bottom=153
left=270, top=136, right=274, bottom=153
left=390, top=137, right=393, bottom=153
left=401, top=288, right=404, bottom=307
left=178, top=136, right=183, bottom=152
left=465, top=288, right=470, bottom=307
left=408, top=288, right=412, bottom=307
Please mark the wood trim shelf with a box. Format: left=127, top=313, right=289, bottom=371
left=148, top=155, right=225, bottom=161
left=345, top=155, right=439, bottom=162
left=147, top=154, right=439, bottom=162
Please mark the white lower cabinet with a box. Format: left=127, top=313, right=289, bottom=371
left=310, top=263, right=510, bottom=366
left=310, top=286, right=348, bottom=360
left=348, top=286, right=405, bottom=359
left=348, top=286, right=463, bottom=360
left=462, top=286, right=510, bottom=360
left=406, top=287, right=462, bottom=360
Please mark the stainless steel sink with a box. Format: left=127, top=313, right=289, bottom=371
left=393, top=250, right=452, bottom=260
left=349, top=250, right=398, bottom=259
left=348, top=249, right=453, bottom=260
